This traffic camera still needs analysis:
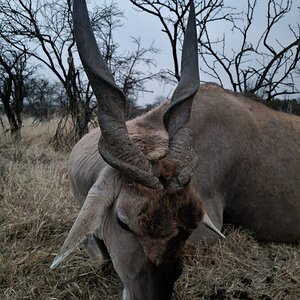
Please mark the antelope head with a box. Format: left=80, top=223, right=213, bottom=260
left=51, top=1, right=224, bottom=299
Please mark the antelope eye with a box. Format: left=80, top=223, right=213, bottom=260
left=117, top=216, right=131, bottom=231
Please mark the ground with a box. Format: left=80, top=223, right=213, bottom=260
left=0, top=118, right=299, bottom=300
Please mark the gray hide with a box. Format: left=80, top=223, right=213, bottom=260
left=53, top=90, right=300, bottom=299
left=51, top=0, right=300, bottom=299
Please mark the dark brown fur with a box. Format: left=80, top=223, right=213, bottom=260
left=136, top=183, right=204, bottom=238
left=116, top=160, right=204, bottom=265
left=135, top=182, right=203, bottom=265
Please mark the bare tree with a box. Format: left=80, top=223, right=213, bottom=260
left=200, top=0, right=300, bottom=99
left=24, top=77, right=65, bottom=120
left=0, top=0, right=168, bottom=146
left=0, top=46, right=33, bottom=137
left=0, top=0, right=91, bottom=145
left=129, top=0, right=236, bottom=81
left=130, top=0, right=300, bottom=100
left=90, top=2, right=170, bottom=117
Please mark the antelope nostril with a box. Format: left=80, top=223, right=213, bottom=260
left=153, top=257, right=162, bottom=266
left=147, top=253, right=162, bottom=266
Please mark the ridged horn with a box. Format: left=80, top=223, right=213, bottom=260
left=162, top=0, right=200, bottom=189
left=73, top=0, right=162, bottom=189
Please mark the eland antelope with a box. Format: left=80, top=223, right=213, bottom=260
left=51, top=0, right=300, bottom=299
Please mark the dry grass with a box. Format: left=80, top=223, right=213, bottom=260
left=1, top=118, right=299, bottom=300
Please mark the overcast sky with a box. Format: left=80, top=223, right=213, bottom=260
left=102, top=0, right=300, bottom=105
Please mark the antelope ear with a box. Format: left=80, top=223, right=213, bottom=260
left=50, top=196, right=102, bottom=269
left=50, top=167, right=118, bottom=269
left=202, top=212, right=225, bottom=239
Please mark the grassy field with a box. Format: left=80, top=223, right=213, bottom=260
left=0, top=118, right=299, bottom=300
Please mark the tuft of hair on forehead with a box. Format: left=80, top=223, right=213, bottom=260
left=158, top=159, right=177, bottom=181
left=151, top=159, right=178, bottom=186
left=136, top=180, right=204, bottom=239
